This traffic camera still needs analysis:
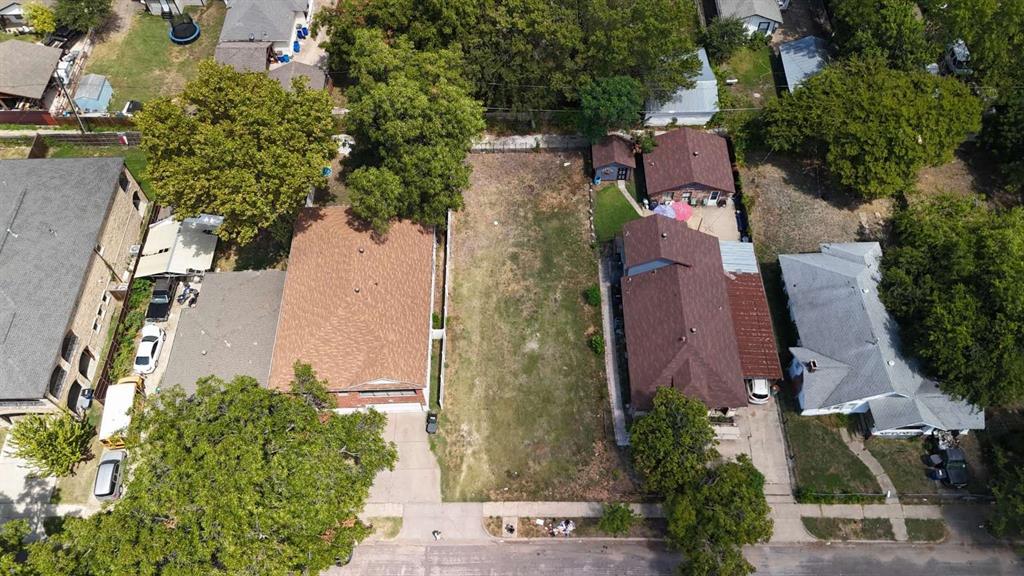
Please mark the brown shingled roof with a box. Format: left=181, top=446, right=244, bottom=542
left=621, top=216, right=747, bottom=410
left=726, top=272, right=783, bottom=380
left=269, top=207, right=435, bottom=393
left=643, top=128, right=735, bottom=197
left=592, top=136, right=636, bottom=169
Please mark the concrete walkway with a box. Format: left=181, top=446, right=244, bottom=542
left=615, top=180, right=646, bottom=215
left=770, top=502, right=942, bottom=543
left=597, top=254, right=629, bottom=446
left=840, top=428, right=899, bottom=502
left=471, top=134, right=588, bottom=152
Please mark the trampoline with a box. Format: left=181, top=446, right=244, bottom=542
left=169, top=14, right=200, bottom=45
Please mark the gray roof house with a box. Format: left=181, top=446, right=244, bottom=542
left=214, top=41, right=272, bottom=73
left=645, top=48, right=719, bottom=127
left=780, top=242, right=984, bottom=436
left=716, top=0, right=783, bottom=35
left=160, top=271, right=287, bottom=393
left=268, top=61, right=328, bottom=91
left=779, top=36, right=828, bottom=92
left=0, top=40, right=62, bottom=103
left=0, top=158, right=149, bottom=416
left=219, top=0, right=310, bottom=53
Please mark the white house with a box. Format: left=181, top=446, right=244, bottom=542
left=645, top=48, right=719, bottom=127
left=218, top=0, right=312, bottom=57
left=716, top=0, right=783, bottom=36
left=780, top=243, right=984, bottom=437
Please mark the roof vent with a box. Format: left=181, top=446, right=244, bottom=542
left=887, top=360, right=896, bottom=366
left=358, top=247, right=365, bottom=254
left=354, top=288, right=360, bottom=293
left=808, top=359, right=818, bottom=372
left=862, top=288, right=869, bottom=293
left=692, top=151, right=700, bottom=157
left=661, top=232, right=667, bottom=239
left=689, top=327, right=697, bottom=334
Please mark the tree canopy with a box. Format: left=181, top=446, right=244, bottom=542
left=26, top=366, right=396, bottom=575
left=9, top=412, right=92, bottom=477
left=700, top=17, right=750, bottom=64
left=921, top=0, right=1024, bottom=93
left=135, top=60, right=335, bottom=245
left=763, top=55, right=981, bottom=199
left=629, top=388, right=717, bottom=495
left=345, top=29, right=484, bottom=232
left=25, top=2, right=56, bottom=34
left=828, top=0, right=934, bottom=71
left=1, top=520, right=32, bottom=576
left=981, top=82, right=1024, bottom=196
left=54, top=0, right=110, bottom=32
left=578, top=76, right=645, bottom=143
left=879, top=194, right=1024, bottom=407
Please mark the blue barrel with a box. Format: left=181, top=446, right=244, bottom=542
left=293, top=40, right=301, bottom=53
left=279, top=54, right=290, bottom=63
left=301, top=26, right=309, bottom=37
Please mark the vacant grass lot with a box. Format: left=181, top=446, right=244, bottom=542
left=865, top=437, right=939, bottom=497
left=783, top=413, right=882, bottom=501
left=435, top=153, right=636, bottom=501
left=594, top=184, right=640, bottom=242
left=86, top=2, right=225, bottom=110
left=802, top=517, right=894, bottom=541
left=906, top=518, right=947, bottom=542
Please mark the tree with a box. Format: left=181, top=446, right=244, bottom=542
left=680, top=544, right=754, bottom=576
left=763, top=55, right=982, bottom=199
left=879, top=194, right=1024, bottom=406
left=0, top=520, right=32, bottom=576
left=578, top=76, right=645, bottom=143
left=598, top=503, right=640, bottom=536
left=921, top=0, right=1024, bottom=93
left=629, top=388, right=717, bottom=495
left=54, top=0, right=111, bottom=32
left=829, top=0, right=934, bottom=71
left=24, top=2, right=56, bottom=34
left=28, top=366, right=397, bottom=575
left=289, top=360, right=336, bottom=410
left=135, top=60, right=335, bottom=245
left=981, top=83, right=1024, bottom=196
left=700, top=17, right=749, bottom=63
left=345, top=29, right=483, bottom=231
left=9, top=413, right=92, bottom=477
left=989, top=438, right=1024, bottom=537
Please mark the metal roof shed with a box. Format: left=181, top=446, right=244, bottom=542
left=780, top=36, right=829, bottom=92
left=74, top=74, right=113, bottom=113
left=135, top=215, right=222, bottom=278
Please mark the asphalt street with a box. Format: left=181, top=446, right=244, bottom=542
left=331, top=541, right=1024, bottom=576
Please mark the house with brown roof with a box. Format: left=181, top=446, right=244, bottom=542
left=643, top=128, right=735, bottom=206
left=592, top=135, right=636, bottom=182
left=268, top=207, right=436, bottom=411
left=620, top=215, right=780, bottom=413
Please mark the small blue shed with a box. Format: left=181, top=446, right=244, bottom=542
left=74, top=74, right=113, bottom=113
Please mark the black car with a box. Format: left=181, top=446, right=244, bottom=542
left=145, top=277, right=179, bottom=322
left=940, top=447, right=969, bottom=489
left=425, top=412, right=438, bottom=434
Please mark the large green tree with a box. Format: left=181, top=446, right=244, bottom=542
left=880, top=194, right=1024, bottom=406
left=981, top=82, right=1024, bottom=196
left=763, top=55, right=982, bottom=199
left=9, top=412, right=92, bottom=477
left=921, top=0, right=1024, bottom=93
left=578, top=76, right=645, bottom=142
left=629, top=388, right=717, bottom=495
left=135, top=60, right=335, bottom=245
left=345, top=29, right=484, bottom=231
left=54, top=0, right=110, bottom=32
left=27, top=366, right=396, bottom=575
left=0, top=520, right=32, bottom=576
left=829, top=0, right=934, bottom=71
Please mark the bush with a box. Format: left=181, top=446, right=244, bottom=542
left=584, top=284, right=601, bottom=307
left=109, top=279, right=152, bottom=380
left=588, top=333, right=605, bottom=355
left=701, top=17, right=749, bottom=63
left=9, top=413, right=93, bottom=477
left=599, top=503, right=639, bottom=536
left=432, top=312, right=443, bottom=329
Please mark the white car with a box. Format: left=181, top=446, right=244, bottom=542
left=133, top=324, right=165, bottom=375
left=747, top=378, right=771, bottom=405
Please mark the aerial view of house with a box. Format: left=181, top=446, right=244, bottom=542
left=715, top=0, right=783, bottom=35
left=642, top=127, right=735, bottom=205
left=268, top=207, right=436, bottom=410
left=0, top=158, right=148, bottom=417
left=781, top=243, right=985, bottom=436
left=213, top=41, right=273, bottom=73
left=218, top=0, right=312, bottom=58
left=645, top=48, right=719, bottom=127
left=0, top=40, right=62, bottom=111
left=591, top=135, right=636, bottom=182
left=779, top=36, right=829, bottom=92
left=0, top=0, right=54, bottom=28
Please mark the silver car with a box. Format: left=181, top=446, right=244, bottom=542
left=93, top=450, right=127, bottom=501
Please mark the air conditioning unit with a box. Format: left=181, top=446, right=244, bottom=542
left=128, top=244, right=141, bottom=255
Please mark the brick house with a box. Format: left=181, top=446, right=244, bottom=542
left=643, top=128, right=735, bottom=206
left=269, top=207, right=436, bottom=411
left=0, top=158, right=149, bottom=420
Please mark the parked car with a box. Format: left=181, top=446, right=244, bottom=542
left=940, top=447, right=970, bottom=489
left=93, top=450, right=127, bottom=501
left=747, top=379, right=771, bottom=405
left=425, top=412, right=439, bottom=434
left=145, top=277, right=179, bottom=322
left=133, top=324, right=165, bottom=375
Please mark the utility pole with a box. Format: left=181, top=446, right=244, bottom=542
left=54, top=71, right=87, bottom=134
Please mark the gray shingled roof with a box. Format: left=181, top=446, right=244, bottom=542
left=267, top=61, right=327, bottom=91
left=780, top=36, right=828, bottom=92
left=160, top=270, right=286, bottom=394
left=716, top=0, right=782, bottom=23
left=0, top=40, right=62, bottom=100
left=781, top=242, right=983, bottom=432
left=214, top=41, right=271, bottom=73
left=0, top=158, right=123, bottom=400
left=219, top=0, right=306, bottom=44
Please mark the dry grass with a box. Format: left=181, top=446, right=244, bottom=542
left=434, top=152, right=637, bottom=502
left=801, top=517, right=895, bottom=541
left=906, top=518, right=947, bottom=542
left=517, top=517, right=666, bottom=538
left=366, top=517, right=402, bottom=540
left=0, top=146, right=29, bottom=159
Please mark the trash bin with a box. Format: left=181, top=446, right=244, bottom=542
left=293, top=40, right=301, bottom=53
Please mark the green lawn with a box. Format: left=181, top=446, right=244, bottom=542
left=865, top=437, right=940, bottom=497
left=47, top=144, right=152, bottom=198
left=434, top=153, right=635, bottom=502
left=906, top=518, right=947, bottom=542
left=783, top=413, right=884, bottom=502
left=802, top=517, right=895, bottom=541
left=594, top=184, right=640, bottom=242
left=718, top=44, right=777, bottom=106
left=85, top=2, right=225, bottom=110
left=52, top=435, right=103, bottom=505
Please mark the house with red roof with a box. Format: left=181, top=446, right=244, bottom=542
left=643, top=128, right=735, bottom=206
left=620, top=215, right=780, bottom=413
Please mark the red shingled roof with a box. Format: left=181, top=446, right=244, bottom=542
left=726, top=273, right=783, bottom=380
left=621, top=216, right=747, bottom=410
left=643, top=128, right=735, bottom=197
left=592, top=136, right=636, bottom=169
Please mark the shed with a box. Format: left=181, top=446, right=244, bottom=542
left=779, top=36, right=828, bottom=92
left=73, top=74, right=113, bottom=113
left=592, top=135, right=636, bottom=182
left=646, top=48, right=719, bottom=127
left=135, top=214, right=221, bottom=278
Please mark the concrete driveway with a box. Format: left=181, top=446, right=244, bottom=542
left=719, top=403, right=794, bottom=498
left=367, top=412, right=441, bottom=507
left=0, top=437, right=55, bottom=523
